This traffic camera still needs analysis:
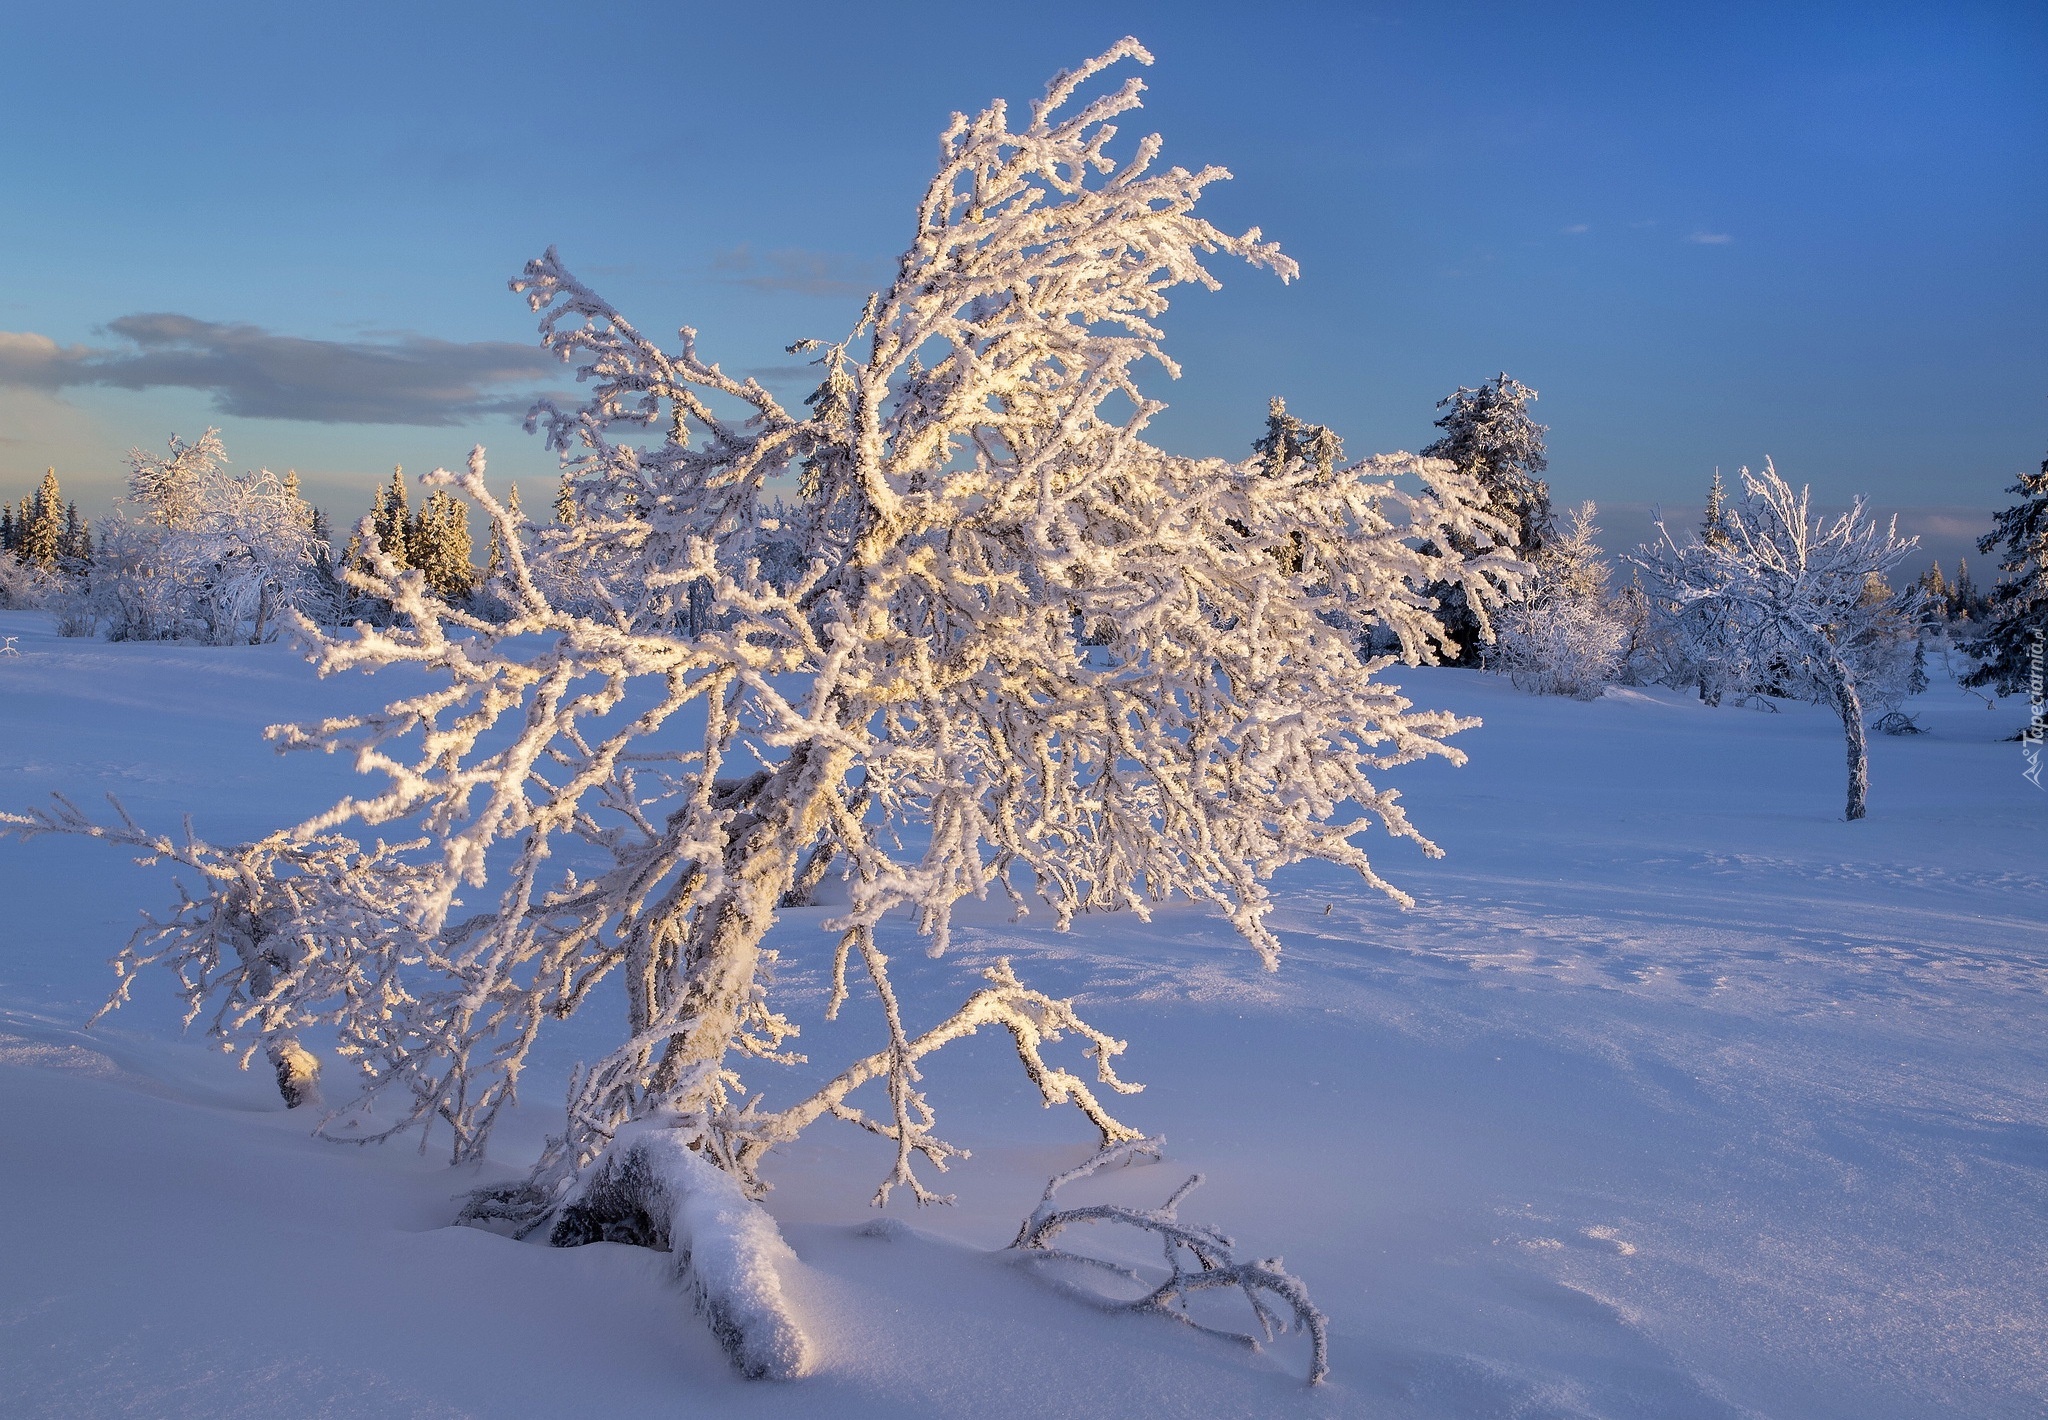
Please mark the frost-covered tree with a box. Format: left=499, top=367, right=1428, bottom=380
left=129, top=429, right=222, bottom=530
left=1916, top=559, right=1952, bottom=625
left=66, top=432, right=331, bottom=643
left=186, top=464, right=331, bottom=643
left=367, top=468, right=411, bottom=568
left=1961, top=450, right=2047, bottom=698
left=1633, top=462, right=1917, bottom=819
left=1419, top=373, right=1551, bottom=664
left=1247, top=398, right=1342, bottom=575
left=11, top=42, right=1520, bottom=1379
left=1488, top=502, right=1627, bottom=698
left=15, top=469, right=65, bottom=570
left=1702, top=469, right=1730, bottom=548
left=407, top=487, right=478, bottom=600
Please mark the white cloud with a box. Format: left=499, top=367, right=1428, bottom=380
left=1688, top=231, right=1733, bottom=245
left=1562, top=223, right=1591, bottom=235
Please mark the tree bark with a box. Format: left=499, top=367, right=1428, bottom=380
left=1817, top=648, right=1868, bottom=821
left=649, top=743, right=850, bottom=1108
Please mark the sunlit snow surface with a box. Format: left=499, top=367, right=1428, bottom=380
left=0, top=608, right=2040, bottom=1419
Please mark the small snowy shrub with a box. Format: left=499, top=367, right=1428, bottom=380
left=0, top=552, right=53, bottom=610
left=1487, top=502, right=1626, bottom=698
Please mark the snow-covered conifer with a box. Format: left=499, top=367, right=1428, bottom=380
left=1961, top=450, right=2047, bottom=698
left=485, top=483, right=521, bottom=577
left=407, top=488, right=477, bottom=600
left=1419, top=374, right=1551, bottom=664
left=17, top=470, right=65, bottom=570
left=1916, top=560, right=1952, bottom=624
left=369, top=468, right=411, bottom=568
left=1950, top=556, right=1989, bottom=623
left=1702, top=469, right=1730, bottom=548
left=1633, top=462, right=1917, bottom=819
left=60, top=502, right=90, bottom=568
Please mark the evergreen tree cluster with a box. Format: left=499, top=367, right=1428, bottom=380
left=350, top=468, right=482, bottom=601
left=1, top=469, right=91, bottom=571
left=1913, top=556, right=1995, bottom=626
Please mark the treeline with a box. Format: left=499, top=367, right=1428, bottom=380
left=4, top=399, right=2040, bottom=723
left=0, top=432, right=528, bottom=641
left=0, top=470, right=93, bottom=570
left=1363, top=376, right=2042, bottom=732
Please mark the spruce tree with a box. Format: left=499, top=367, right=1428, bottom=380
left=19, top=470, right=64, bottom=569
left=1703, top=470, right=1730, bottom=547
left=1951, top=556, right=1981, bottom=622
left=370, top=468, right=411, bottom=567
left=1916, top=559, right=1951, bottom=617
left=1961, top=450, right=2048, bottom=697
left=1419, top=373, right=1552, bottom=665
left=410, top=489, right=477, bottom=599
left=1248, top=399, right=1339, bottom=572
left=1, top=505, right=13, bottom=556
left=61, top=501, right=89, bottom=567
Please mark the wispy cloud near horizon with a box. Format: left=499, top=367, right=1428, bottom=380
left=0, top=315, right=561, bottom=426
left=1688, top=231, right=1733, bottom=245
left=713, top=244, right=888, bottom=299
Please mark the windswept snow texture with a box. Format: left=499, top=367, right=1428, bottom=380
left=0, top=607, right=2041, bottom=1418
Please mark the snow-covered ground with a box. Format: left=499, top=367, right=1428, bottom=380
left=0, top=607, right=2040, bottom=1419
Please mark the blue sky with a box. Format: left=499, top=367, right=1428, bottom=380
left=2, top=1, right=2042, bottom=571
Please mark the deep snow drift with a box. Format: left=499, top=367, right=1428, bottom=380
left=0, top=607, right=2040, bottom=1419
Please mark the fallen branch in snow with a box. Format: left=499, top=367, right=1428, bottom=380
left=1009, top=1136, right=1329, bottom=1385
left=546, top=1119, right=814, bottom=1380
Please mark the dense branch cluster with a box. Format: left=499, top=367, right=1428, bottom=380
left=5, top=48, right=1518, bottom=1372
left=40, top=430, right=337, bottom=644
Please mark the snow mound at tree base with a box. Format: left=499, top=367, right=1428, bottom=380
left=554, top=1121, right=814, bottom=1380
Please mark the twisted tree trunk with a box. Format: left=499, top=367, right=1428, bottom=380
left=1812, top=643, right=1869, bottom=821
left=648, top=743, right=850, bottom=1108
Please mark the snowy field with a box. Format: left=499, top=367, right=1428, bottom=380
left=0, top=605, right=2041, bottom=1420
